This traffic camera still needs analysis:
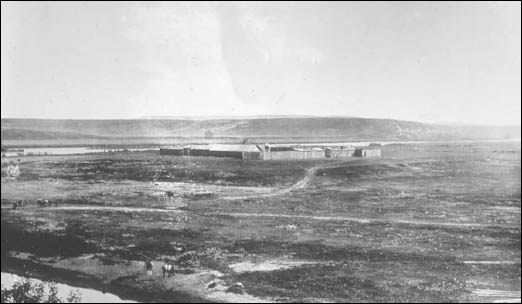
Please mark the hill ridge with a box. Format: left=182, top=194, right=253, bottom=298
left=2, top=117, right=520, bottom=142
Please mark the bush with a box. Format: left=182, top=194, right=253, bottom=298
left=1, top=278, right=81, bottom=303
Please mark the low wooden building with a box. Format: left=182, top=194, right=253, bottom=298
left=261, top=148, right=325, bottom=160
left=325, top=147, right=355, bottom=158
left=354, top=146, right=382, bottom=157
left=160, top=143, right=380, bottom=160
left=159, top=148, right=183, bottom=156
left=176, top=145, right=263, bottom=160
left=242, top=151, right=263, bottom=160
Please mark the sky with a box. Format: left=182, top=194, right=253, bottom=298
left=1, top=1, right=520, bottom=125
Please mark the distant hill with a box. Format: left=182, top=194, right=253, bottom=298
left=1, top=118, right=520, bottom=143
left=1, top=128, right=106, bottom=140
left=138, top=115, right=329, bottom=120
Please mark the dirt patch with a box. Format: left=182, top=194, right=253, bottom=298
left=229, top=259, right=324, bottom=274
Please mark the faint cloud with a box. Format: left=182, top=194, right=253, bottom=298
left=121, top=2, right=264, bottom=117
left=124, top=2, right=221, bottom=66
left=236, top=3, right=324, bottom=65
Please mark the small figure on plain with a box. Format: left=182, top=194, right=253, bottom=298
left=37, top=198, right=43, bottom=207
left=165, top=191, right=174, bottom=199
left=162, top=263, right=175, bottom=278
left=146, top=260, right=153, bottom=277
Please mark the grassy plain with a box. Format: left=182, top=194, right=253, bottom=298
left=1, top=142, right=520, bottom=302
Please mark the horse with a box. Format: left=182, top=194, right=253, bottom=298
left=162, top=263, right=175, bottom=278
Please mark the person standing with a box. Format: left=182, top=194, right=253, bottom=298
left=146, top=260, right=153, bottom=276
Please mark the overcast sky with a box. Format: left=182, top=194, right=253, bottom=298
left=1, top=1, right=520, bottom=125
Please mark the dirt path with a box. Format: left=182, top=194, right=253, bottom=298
left=50, top=206, right=186, bottom=213
left=229, top=259, right=333, bottom=274
left=211, top=212, right=519, bottom=228
left=222, top=167, right=318, bottom=200
left=464, top=261, right=521, bottom=265
left=472, top=289, right=521, bottom=302
left=222, top=161, right=348, bottom=200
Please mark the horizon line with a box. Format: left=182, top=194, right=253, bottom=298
left=0, top=115, right=520, bottom=127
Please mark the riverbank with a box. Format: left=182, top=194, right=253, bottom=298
left=1, top=257, right=212, bottom=303
left=1, top=272, right=136, bottom=303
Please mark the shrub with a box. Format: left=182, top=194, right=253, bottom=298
left=1, top=278, right=81, bottom=303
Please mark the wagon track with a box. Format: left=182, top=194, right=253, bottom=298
left=210, top=211, right=519, bottom=229
left=222, top=161, right=350, bottom=200
left=50, top=206, right=185, bottom=213
left=464, top=261, right=521, bottom=265
left=472, top=289, right=521, bottom=303
left=472, top=289, right=521, bottom=297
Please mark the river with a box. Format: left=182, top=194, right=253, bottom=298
left=2, top=147, right=157, bottom=157
left=1, top=272, right=137, bottom=303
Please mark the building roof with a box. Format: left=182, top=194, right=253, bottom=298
left=293, top=147, right=324, bottom=151
left=161, top=146, right=183, bottom=150
left=210, top=144, right=262, bottom=152
left=183, top=144, right=261, bottom=152
left=357, top=145, right=382, bottom=150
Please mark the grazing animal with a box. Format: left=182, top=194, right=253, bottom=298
left=43, top=199, right=49, bottom=207
left=37, top=199, right=44, bottom=207
left=162, top=263, right=175, bottom=278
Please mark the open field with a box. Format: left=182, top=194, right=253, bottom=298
left=1, top=141, right=520, bottom=302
